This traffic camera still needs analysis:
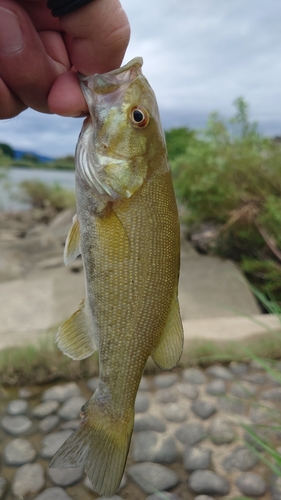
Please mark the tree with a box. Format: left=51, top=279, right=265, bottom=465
left=0, top=143, right=14, bottom=158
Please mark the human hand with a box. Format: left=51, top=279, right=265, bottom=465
left=0, top=0, right=130, bottom=118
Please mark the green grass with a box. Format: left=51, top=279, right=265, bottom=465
left=18, top=180, right=76, bottom=211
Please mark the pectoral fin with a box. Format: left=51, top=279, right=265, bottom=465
left=64, top=214, right=81, bottom=265
left=151, top=287, right=183, bottom=370
left=56, top=299, right=97, bottom=360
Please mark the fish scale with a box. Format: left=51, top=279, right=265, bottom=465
left=50, top=57, right=183, bottom=497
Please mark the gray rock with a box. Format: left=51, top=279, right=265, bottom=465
left=193, top=497, right=216, bottom=500
left=217, top=396, right=246, bottom=415
left=84, top=475, right=126, bottom=493
left=40, top=430, right=73, bottom=458
left=183, top=368, right=207, bottom=384
left=223, top=445, right=259, bottom=472
left=42, top=382, right=81, bottom=402
left=58, top=396, right=87, bottom=420
left=176, top=382, right=198, bottom=399
left=18, top=387, right=32, bottom=398
left=86, top=377, right=99, bottom=392
left=249, top=406, right=272, bottom=424
left=271, top=475, right=281, bottom=500
left=134, top=414, right=166, bottom=433
left=260, top=387, right=281, bottom=401
left=146, top=493, right=181, bottom=500
left=139, top=377, right=151, bottom=391
left=242, top=372, right=267, bottom=384
left=229, top=361, right=248, bottom=375
left=155, top=389, right=178, bottom=404
left=38, top=256, right=64, bottom=269
left=1, top=415, right=33, bottom=435
left=205, top=380, right=226, bottom=396
left=244, top=430, right=267, bottom=451
left=39, top=415, right=60, bottom=433
left=7, top=399, right=28, bottom=415
left=0, top=477, right=8, bottom=500
left=175, top=422, right=206, bottom=445
left=60, top=420, right=80, bottom=430
left=162, top=403, right=188, bottom=422
left=32, top=401, right=60, bottom=419
left=48, top=467, right=84, bottom=487
left=208, top=417, right=236, bottom=445
left=189, top=470, right=230, bottom=496
left=135, top=392, right=150, bottom=412
left=235, top=472, right=266, bottom=496
left=191, top=400, right=217, bottom=420
left=184, top=446, right=212, bottom=471
left=96, top=497, right=123, bottom=500
left=4, top=438, right=36, bottom=465
left=231, top=382, right=257, bottom=399
left=133, top=431, right=178, bottom=463
left=34, top=487, right=73, bottom=500
left=206, top=365, right=234, bottom=381
left=153, top=374, right=178, bottom=388
left=12, top=463, right=45, bottom=497
left=128, top=462, right=179, bottom=494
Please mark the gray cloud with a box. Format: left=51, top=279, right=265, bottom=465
left=0, top=0, right=281, bottom=157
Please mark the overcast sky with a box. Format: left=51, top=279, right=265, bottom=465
left=1, top=0, right=281, bottom=157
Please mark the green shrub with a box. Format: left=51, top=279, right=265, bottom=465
left=19, top=180, right=76, bottom=211
left=170, top=98, right=281, bottom=302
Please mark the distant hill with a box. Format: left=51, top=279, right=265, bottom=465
left=13, top=150, right=55, bottom=163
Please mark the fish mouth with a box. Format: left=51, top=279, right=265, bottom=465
left=79, top=57, right=143, bottom=96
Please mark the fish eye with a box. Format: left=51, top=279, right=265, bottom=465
left=130, top=106, right=150, bottom=128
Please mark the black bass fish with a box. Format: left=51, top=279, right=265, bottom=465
left=50, top=57, right=183, bottom=496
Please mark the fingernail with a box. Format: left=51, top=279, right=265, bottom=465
left=0, top=7, right=24, bottom=55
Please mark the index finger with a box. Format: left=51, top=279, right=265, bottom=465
left=58, top=0, right=130, bottom=75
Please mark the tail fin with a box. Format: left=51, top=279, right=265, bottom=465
left=49, top=400, right=134, bottom=497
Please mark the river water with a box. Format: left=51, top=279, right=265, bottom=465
left=0, top=167, right=75, bottom=211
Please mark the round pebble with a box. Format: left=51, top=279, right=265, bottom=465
left=231, top=382, right=257, bottom=399
left=223, top=445, right=259, bottom=472
left=189, top=470, right=230, bottom=496
left=4, top=438, right=36, bottom=465
left=18, top=387, right=32, bottom=398
left=191, top=400, right=217, bottom=420
left=86, top=377, right=99, bottom=392
left=206, top=380, right=226, bottom=396
left=60, top=420, right=80, bottom=430
left=139, top=377, right=151, bottom=391
left=209, top=417, right=235, bottom=444
left=135, top=392, right=150, bottom=412
left=34, top=487, right=73, bottom=500
left=39, top=415, right=60, bottom=433
left=176, top=382, right=199, bottom=399
left=162, top=403, right=188, bottom=422
left=153, top=374, right=178, bottom=388
left=12, top=463, right=45, bottom=497
left=183, top=368, right=206, bottom=384
left=0, top=478, right=8, bottom=500
left=40, top=430, right=73, bottom=458
left=42, top=383, right=81, bottom=402
left=146, top=493, right=181, bottom=500
left=206, top=365, right=234, bottom=380
left=235, top=472, right=266, bottom=496
left=1, top=415, right=33, bottom=435
left=32, top=401, right=60, bottom=419
left=194, top=497, right=216, bottom=500
left=128, top=462, right=179, bottom=494
left=7, top=399, right=28, bottom=415
left=48, top=467, right=84, bottom=487
left=175, top=422, right=207, bottom=445
left=242, top=372, right=267, bottom=384
left=260, top=387, right=281, bottom=401
left=134, top=414, right=166, bottom=433
left=184, top=446, right=212, bottom=471
left=155, top=388, right=178, bottom=404
left=133, top=431, right=178, bottom=463
left=229, top=361, right=249, bottom=375
left=58, top=396, right=87, bottom=420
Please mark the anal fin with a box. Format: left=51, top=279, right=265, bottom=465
left=151, top=286, right=183, bottom=370
left=56, top=299, right=97, bottom=360
left=64, top=214, right=81, bottom=265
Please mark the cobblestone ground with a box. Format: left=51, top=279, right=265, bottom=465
left=1, top=361, right=281, bottom=500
